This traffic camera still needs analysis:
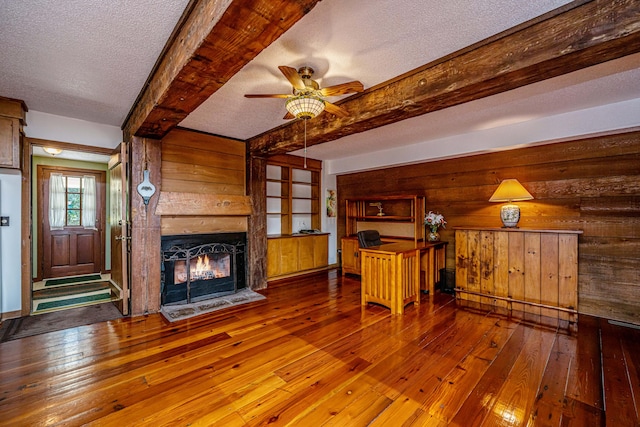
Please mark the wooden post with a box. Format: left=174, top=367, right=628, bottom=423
left=248, top=154, right=267, bottom=290
left=129, top=136, right=162, bottom=315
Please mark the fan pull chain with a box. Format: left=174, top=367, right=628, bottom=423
left=303, top=118, right=307, bottom=169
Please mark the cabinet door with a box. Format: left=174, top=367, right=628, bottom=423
left=266, top=238, right=282, bottom=277
left=341, top=237, right=361, bottom=275
left=313, top=235, right=328, bottom=269
left=0, top=117, right=19, bottom=168
left=298, top=237, right=315, bottom=271
left=279, top=238, right=299, bottom=275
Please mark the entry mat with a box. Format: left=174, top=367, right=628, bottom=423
left=1, top=302, right=122, bottom=342
left=44, top=274, right=103, bottom=287
left=161, top=288, right=266, bottom=322
left=33, top=281, right=112, bottom=314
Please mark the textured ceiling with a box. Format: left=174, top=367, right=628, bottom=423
left=1, top=0, right=639, bottom=163
left=0, top=0, right=191, bottom=126
left=180, top=0, right=583, bottom=139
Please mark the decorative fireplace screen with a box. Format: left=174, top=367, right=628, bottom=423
left=161, top=233, right=246, bottom=306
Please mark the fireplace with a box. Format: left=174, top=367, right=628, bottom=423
left=161, top=233, right=246, bottom=305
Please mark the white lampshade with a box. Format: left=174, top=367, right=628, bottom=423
left=286, top=95, right=325, bottom=119
left=489, top=179, right=534, bottom=228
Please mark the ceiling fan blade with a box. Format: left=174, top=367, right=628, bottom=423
left=278, top=65, right=306, bottom=90
left=283, top=111, right=295, bottom=120
left=244, top=94, right=291, bottom=98
left=324, top=101, right=350, bottom=118
left=319, top=81, right=364, bottom=97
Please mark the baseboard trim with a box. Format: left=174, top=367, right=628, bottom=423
left=267, top=265, right=336, bottom=282
left=1, top=310, right=22, bottom=321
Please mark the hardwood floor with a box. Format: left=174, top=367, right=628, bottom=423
left=1, top=270, right=638, bottom=426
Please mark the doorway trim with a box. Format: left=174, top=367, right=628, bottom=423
left=21, top=138, right=113, bottom=316
left=36, top=165, right=106, bottom=280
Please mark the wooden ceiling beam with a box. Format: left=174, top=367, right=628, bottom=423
left=249, top=0, right=640, bottom=156
left=122, top=0, right=322, bottom=139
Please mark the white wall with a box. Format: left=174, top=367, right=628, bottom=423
left=326, top=98, right=640, bottom=175
left=26, top=111, right=122, bottom=148
left=321, top=171, right=338, bottom=265
left=1, top=111, right=121, bottom=318
left=0, top=170, right=22, bottom=316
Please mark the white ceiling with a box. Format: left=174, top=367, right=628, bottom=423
left=1, top=0, right=639, bottom=163
left=0, top=0, right=191, bottom=126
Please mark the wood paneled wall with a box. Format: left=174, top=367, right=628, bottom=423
left=337, top=130, right=640, bottom=325
left=160, top=128, right=247, bottom=235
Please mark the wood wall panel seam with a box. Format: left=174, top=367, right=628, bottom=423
left=338, top=131, right=639, bottom=325
left=155, top=192, right=252, bottom=216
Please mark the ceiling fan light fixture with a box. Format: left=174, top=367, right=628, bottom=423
left=285, top=95, right=325, bottom=120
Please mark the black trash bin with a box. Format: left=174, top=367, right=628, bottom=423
left=439, top=268, right=456, bottom=294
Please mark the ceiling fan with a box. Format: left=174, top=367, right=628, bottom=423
left=245, top=66, right=364, bottom=119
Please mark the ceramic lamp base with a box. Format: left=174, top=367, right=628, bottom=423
left=500, top=203, right=520, bottom=227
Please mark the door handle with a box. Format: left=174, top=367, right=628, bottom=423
left=115, top=235, right=131, bottom=241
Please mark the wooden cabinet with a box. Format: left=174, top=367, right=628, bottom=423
left=341, top=236, right=361, bottom=275
left=267, top=233, right=329, bottom=279
left=0, top=96, right=27, bottom=170
left=455, top=227, right=582, bottom=324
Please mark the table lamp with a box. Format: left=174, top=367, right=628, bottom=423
left=489, top=179, right=533, bottom=227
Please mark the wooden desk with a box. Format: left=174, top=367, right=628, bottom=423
left=359, top=241, right=447, bottom=314
left=419, top=241, right=447, bottom=295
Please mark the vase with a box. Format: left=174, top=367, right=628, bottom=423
left=428, top=230, right=440, bottom=242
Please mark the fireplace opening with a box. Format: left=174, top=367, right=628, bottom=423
left=161, top=233, right=246, bottom=306
left=174, top=252, right=230, bottom=284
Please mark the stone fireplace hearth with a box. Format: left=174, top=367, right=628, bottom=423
left=161, top=233, right=246, bottom=306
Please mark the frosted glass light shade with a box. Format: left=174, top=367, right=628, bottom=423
left=43, top=147, right=63, bottom=156
left=286, top=95, right=325, bottom=119
left=489, top=179, right=534, bottom=228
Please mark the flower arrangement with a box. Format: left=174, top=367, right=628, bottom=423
left=424, top=211, right=446, bottom=233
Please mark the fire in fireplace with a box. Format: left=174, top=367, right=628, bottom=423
left=174, top=253, right=230, bottom=284
left=161, top=233, right=246, bottom=305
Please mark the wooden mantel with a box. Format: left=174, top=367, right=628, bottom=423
left=155, top=192, right=252, bottom=216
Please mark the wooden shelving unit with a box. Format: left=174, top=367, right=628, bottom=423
left=345, top=195, right=425, bottom=244
left=266, top=157, right=321, bottom=235
left=342, top=195, right=425, bottom=275
left=266, top=154, right=326, bottom=280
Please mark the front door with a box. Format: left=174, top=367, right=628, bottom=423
left=109, top=143, right=130, bottom=315
left=38, top=166, right=105, bottom=279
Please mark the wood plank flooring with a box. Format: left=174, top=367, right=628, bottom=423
left=1, top=270, right=638, bottom=426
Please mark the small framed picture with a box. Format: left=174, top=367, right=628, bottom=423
left=326, top=189, right=337, bottom=217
